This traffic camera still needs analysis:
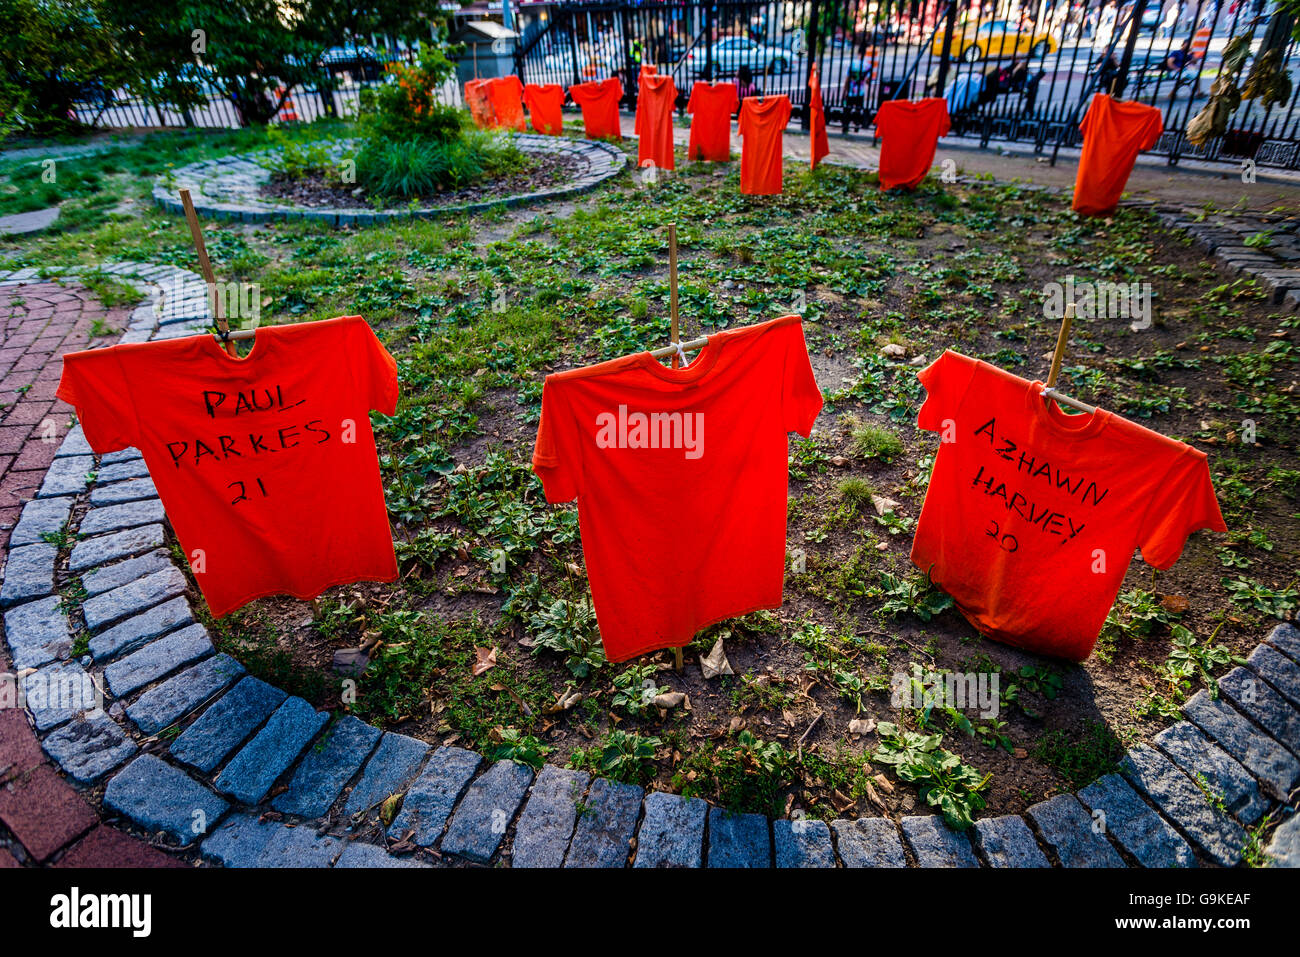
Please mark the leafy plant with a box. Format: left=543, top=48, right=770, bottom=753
left=611, top=663, right=666, bottom=717
left=873, top=722, right=991, bottom=830
left=486, top=728, right=553, bottom=769
left=527, top=598, right=605, bottom=678
left=1222, top=577, right=1299, bottom=619
left=872, top=570, right=954, bottom=622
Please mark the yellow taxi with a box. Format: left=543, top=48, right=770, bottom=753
left=932, top=19, right=1058, bottom=63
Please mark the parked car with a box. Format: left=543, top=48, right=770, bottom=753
left=932, top=20, right=1058, bottom=62
left=320, top=44, right=382, bottom=81
left=702, top=35, right=793, bottom=76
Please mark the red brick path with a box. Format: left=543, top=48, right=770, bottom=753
left=0, top=280, right=182, bottom=868
left=0, top=282, right=127, bottom=551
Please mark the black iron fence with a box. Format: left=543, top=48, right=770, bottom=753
left=515, top=0, right=1300, bottom=169
left=68, top=1, right=1300, bottom=171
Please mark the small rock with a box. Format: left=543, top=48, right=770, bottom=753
left=333, top=648, right=369, bottom=676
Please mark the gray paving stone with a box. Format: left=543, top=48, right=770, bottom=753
left=10, top=496, right=73, bottom=547
left=97, top=458, right=151, bottom=483
left=103, top=623, right=212, bottom=698
left=100, top=447, right=143, bottom=466
left=774, top=818, right=836, bottom=868
left=334, top=841, right=430, bottom=868
left=1182, top=690, right=1300, bottom=800
left=1154, top=720, right=1267, bottom=823
left=3, top=595, right=72, bottom=668
left=126, top=654, right=245, bottom=736
left=900, top=815, right=979, bottom=867
left=83, top=566, right=188, bottom=632
left=1219, top=666, right=1300, bottom=760
left=78, top=499, right=165, bottom=536
left=440, top=760, right=534, bottom=863
left=511, top=765, right=590, bottom=868
left=0, top=205, right=59, bottom=236
left=273, top=715, right=382, bottom=818
left=387, top=746, right=484, bottom=846
left=254, top=823, right=343, bottom=867
left=343, top=732, right=430, bottom=816
left=0, top=544, right=56, bottom=606
left=41, top=712, right=137, bottom=783
left=200, top=811, right=278, bottom=866
left=22, top=659, right=98, bottom=731
left=89, top=478, right=157, bottom=505
left=214, top=697, right=328, bottom=804
left=89, top=596, right=193, bottom=661
left=171, top=676, right=287, bottom=773
left=1121, top=744, right=1246, bottom=866
left=55, top=425, right=92, bottom=457
left=1248, top=644, right=1300, bottom=709
left=831, top=817, right=909, bottom=867
left=1076, top=773, right=1197, bottom=868
left=82, top=550, right=176, bottom=597
left=1266, top=812, right=1300, bottom=868
left=1026, top=794, right=1125, bottom=867
left=1266, top=623, right=1300, bottom=663
left=565, top=777, right=643, bottom=868
left=707, top=809, right=771, bottom=868
left=633, top=791, right=707, bottom=868
left=37, top=455, right=94, bottom=497
left=974, top=815, right=1051, bottom=867
left=69, top=524, right=166, bottom=573
left=103, top=754, right=229, bottom=846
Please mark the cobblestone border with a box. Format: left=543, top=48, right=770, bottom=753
left=152, top=134, right=626, bottom=226
left=3, top=199, right=1299, bottom=867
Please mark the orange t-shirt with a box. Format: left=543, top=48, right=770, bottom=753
left=911, top=351, right=1226, bottom=662
left=809, top=65, right=829, bottom=170
left=465, top=79, right=495, bottom=129
left=531, top=315, right=823, bottom=662
left=738, top=95, right=792, bottom=195
left=686, top=81, right=737, bottom=161
left=874, top=98, right=950, bottom=190
left=569, top=77, right=623, bottom=140
left=635, top=73, right=678, bottom=172
left=524, top=83, right=564, bottom=135
left=486, top=75, right=526, bottom=132
left=1073, top=93, right=1163, bottom=216
left=56, top=317, right=400, bottom=618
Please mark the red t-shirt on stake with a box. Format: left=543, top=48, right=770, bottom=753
left=911, top=351, right=1226, bottom=661
left=738, top=95, right=792, bottom=195
left=531, top=315, right=823, bottom=662
left=465, top=79, right=495, bottom=129
left=635, top=72, right=678, bottom=171
left=524, top=83, right=565, bottom=135
left=569, top=77, right=624, bottom=140
left=686, top=81, right=738, bottom=161
left=486, top=75, right=526, bottom=131
left=56, top=316, right=400, bottom=618
left=874, top=97, right=950, bottom=190
left=1073, top=93, right=1163, bottom=216
left=809, top=64, right=830, bottom=170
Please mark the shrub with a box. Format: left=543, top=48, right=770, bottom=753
left=359, top=46, right=463, bottom=145
left=356, top=129, right=527, bottom=198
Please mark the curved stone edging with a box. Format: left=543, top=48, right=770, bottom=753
left=152, top=134, right=626, bottom=226
left=2, top=232, right=1299, bottom=869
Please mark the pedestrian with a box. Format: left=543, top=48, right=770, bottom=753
left=737, top=64, right=761, bottom=100
left=842, top=66, right=866, bottom=132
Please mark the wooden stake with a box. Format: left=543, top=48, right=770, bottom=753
left=668, top=222, right=680, bottom=367
left=178, top=188, right=238, bottom=357
left=1046, top=301, right=1075, bottom=390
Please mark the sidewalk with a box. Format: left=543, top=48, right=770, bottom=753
left=619, top=114, right=1300, bottom=212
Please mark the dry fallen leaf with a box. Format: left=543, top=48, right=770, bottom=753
left=848, top=717, right=877, bottom=736
left=700, top=637, right=734, bottom=679
left=473, top=646, right=497, bottom=676
left=379, top=792, right=403, bottom=826
left=870, top=495, right=900, bottom=516
left=1159, top=594, right=1189, bottom=615
left=653, top=691, right=686, bottom=709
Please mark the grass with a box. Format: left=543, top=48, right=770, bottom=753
left=8, top=118, right=1298, bottom=832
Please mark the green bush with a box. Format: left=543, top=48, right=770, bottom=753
left=356, top=129, right=527, bottom=199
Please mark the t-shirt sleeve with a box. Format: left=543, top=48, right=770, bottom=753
left=915, top=350, right=977, bottom=433
left=687, top=83, right=698, bottom=115
left=55, top=347, right=137, bottom=454
left=531, top=377, right=582, bottom=503
left=780, top=97, right=792, bottom=127
left=781, top=320, right=823, bottom=436
left=349, top=318, right=399, bottom=416
left=937, top=100, right=951, bottom=137
left=1141, top=110, right=1163, bottom=151
left=1137, top=448, right=1227, bottom=569
left=726, top=84, right=739, bottom=114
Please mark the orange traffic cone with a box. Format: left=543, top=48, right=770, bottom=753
left=276, top=86, right=299, bottom=122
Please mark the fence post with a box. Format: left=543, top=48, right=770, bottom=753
left=934, top=0, right=958, bottom=99
left=568, top=9, right=581, bottom=87
left=1114, top=0, right=1149, bottom=98
left=704, top=2, right=714, bottom=82
left=803, top=0, right=822, bottom=131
